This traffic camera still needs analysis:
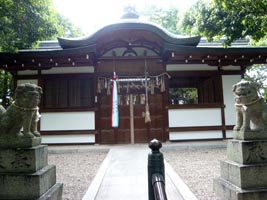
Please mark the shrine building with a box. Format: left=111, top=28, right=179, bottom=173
left=1, top=20, right=267, bottom=144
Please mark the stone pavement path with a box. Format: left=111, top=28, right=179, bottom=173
left=83, top=145, right=197, bottom=200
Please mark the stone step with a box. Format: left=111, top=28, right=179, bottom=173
left=0, top=165, right=56, bottom=199
left=214, top=177, right=267, bottom=200
left=220, top=159, right=267, bottom=189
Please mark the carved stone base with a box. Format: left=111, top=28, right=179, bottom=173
left=0, top=135, right=41, bottom=148
left=0, top=144, right=62, bottom=200
left=214, top=130, right=267, bottom=200
left=227, top=139, right=267, bottom=164
left=0, top=165, right=56, bottom=199
left=0, top=145, right=48, bottom=173
left=214, top=177, right=267, bottom=200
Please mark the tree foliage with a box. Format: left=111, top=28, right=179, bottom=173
left=0, top=0, right=83, bottom=52
left=56, top=13, right=83, bottom=38
left=170, top=88, right=198, bottom=104
left=142, top=5, right=181, bottom=34
left=245, top=65, right=267, bottom=100
left=0, top=70, right=13, bottom=107
left=180, top=0, right=267, bottom=46
left=0, top=0, right=59, bottom=52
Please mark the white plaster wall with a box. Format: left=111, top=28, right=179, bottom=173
left=42, top=134, right=95, bottom=144
left=226, top=130, right=233, bottom=138
left=168, top=108, right=222, bottom=127
left=17, top=79, right=38, bottom=85
left=169, top=130, right=223, bottom=140
left=40, top=112, right=95, bottom=131
left=17, top=70, right=38, bottom=75
left=221, top=65, right=241, bottom=71
left=41, top=66, right=94, bottom=74
left=222, top=75, right=241, bottom=125
left=166, top=64, right=217, bottom=71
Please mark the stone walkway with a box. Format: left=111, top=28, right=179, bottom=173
left=82, top=145, right=198, bottom=200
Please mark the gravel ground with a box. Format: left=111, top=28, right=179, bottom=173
left=48, top=146, right=226, bottom=200
left=48, top=151, right=107, bottom=200
left=163, top=147, right=227, bottom=200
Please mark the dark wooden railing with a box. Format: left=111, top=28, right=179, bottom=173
left=152, top=173, right=167, bottom=200
left=148, top=139, right=168, bottom=200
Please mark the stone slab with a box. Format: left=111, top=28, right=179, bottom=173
left=233, top=130, right=267, bottom=140
left=227, top=139, right=267, bottom=164
left=0, top=165, right=56, bottom=199
left=221, top=160, right=267, bottom=189
left=214, top=177, right=267, bottom=200
left=0, top=136, right=41, bottom=149
left=38, top=183, right=63, bottom=200
left=0, top=145, right=48, bottom=173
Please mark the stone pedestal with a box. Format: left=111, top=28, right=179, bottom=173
left=0, top=144, right=63, bottom=200
left=214, top=130, right=267, bottom=200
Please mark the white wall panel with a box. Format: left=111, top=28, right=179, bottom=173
left=17, top=79, right=38, bottom=85
left=40, top=112, right=95, bottom=131
left=41, top=66, right=94, bottom=74
left=221, top=65, right=241, bottom=71
left=169, top=131, right=223, bottom=140
left=222, top=75, right=241, bottom=125
left=42, top=134, right=95, bottom=144
left=226, top=130, right=233, bottom=138
left=166, top=64, right=217, bottom=71
left=17, top=70, right=38, bottom=75
left=168, top=108, right=222, bottom=127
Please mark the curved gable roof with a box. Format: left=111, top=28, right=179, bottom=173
left=58, top=20, right=201, bottom=49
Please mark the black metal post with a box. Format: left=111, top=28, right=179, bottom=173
left=148, top=139, right=165, bottom=200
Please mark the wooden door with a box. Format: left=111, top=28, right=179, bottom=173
left=97, top=92, right=165, bottom=144
left=134, top=93, right=165, bottom=143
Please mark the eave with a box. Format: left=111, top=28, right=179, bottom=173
left=1, top=45, right=267, bottom=71
left=0, top=45, right=97, bottom=71
left=162, top=43, right=267, bottom=67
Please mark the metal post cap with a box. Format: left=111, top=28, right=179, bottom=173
left=149, top=139, right=162, bottom=152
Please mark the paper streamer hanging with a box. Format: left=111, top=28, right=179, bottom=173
left=111, top=73, right=119, bottom=128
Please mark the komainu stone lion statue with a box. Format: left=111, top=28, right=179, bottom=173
left=0, top=83, right=42, bottom=138
left=233, top=79, right=266, bottom=132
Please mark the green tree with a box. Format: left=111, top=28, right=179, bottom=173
left=0, top=0, right=83, bottom=52
left=180, top=0, right=267, bottom=46
left=0, top=0, right=59, bottom=52
left=56, top=13, right=83, bottom=38
left=245, top=65, right=267, bottom=100
left=0, top=70, right=13, bottom=107
left=142, top=5, right=181, bottom=34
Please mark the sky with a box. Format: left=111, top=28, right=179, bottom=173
left=52, top=0, right=198, bottom=35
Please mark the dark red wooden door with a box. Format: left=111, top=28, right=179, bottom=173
left=97, top=93, right=164, bottom=144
